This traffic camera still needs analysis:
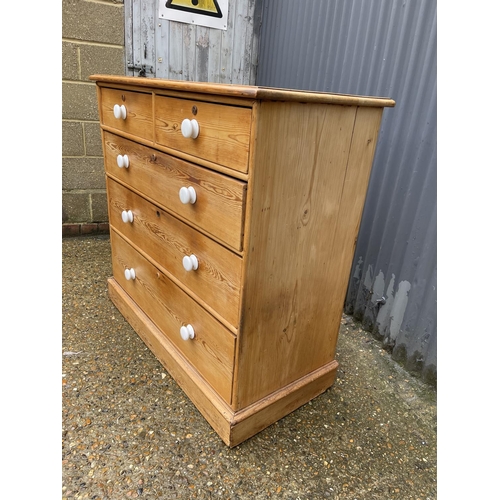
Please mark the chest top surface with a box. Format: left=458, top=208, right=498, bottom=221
left=90, top=74, right=396, bottom=108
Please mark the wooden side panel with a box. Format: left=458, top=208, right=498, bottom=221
left=107, top=177, right=243, bottom=328
left=234, top=101, right=358, bottom=409
left=323, top=106, right=384, bottom=350
left=103, top=132, right=247, bottom=251
left=110, top=229, right=236, bottom=403
left=155, top=96, right=252, bottom=173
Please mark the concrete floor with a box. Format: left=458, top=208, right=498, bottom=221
left=62, top=235, right=437, bottom=499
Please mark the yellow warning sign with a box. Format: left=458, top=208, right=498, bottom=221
left=166, top=0, right=222, bottom=18
left=159, top=0, right=227, bottom=30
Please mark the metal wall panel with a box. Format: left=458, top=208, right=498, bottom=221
left=125, top=0, right=263, bottom=84
left=256, top=0, right=437, bottom=385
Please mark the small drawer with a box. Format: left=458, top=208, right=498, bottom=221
left=100, top=87, right=153, bottom=141
left=107, top=178, right=242, bottom=327
left=103, top=132, right=247, bottom=251
left=155, top=95, right=252, bottom=173
left=111, top=229, right=235, bottom=403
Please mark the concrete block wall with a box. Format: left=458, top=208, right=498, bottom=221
left=62, top=0, right=125, bottom=236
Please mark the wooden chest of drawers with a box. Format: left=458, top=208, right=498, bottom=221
left=91, top=75, right=395, bottom=447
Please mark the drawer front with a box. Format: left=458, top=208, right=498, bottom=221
left=111, top=229, right=235, bottom=403
left=100, top=87, right=153, bottom=141
left=155, top=96, right=252, bottom=173
left=104, top=131, right=246, bottom=251
left=107, top=178, right=242, bottom=327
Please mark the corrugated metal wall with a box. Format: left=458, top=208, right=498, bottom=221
left=256, top=0, right=437, bottom=385
left=124, top=0, right=263, bottom=84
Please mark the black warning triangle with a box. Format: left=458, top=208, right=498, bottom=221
left=166, top=0, right=223, bottom=19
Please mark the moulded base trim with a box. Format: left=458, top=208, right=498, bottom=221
left=108, top=277, right=338, bottom=447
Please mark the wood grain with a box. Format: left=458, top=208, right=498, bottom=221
left=110, top=229, right=236, bottom=403
left=108, top=277, right=338, bottom=447
left=91, top=75, right=396, bottom=107
left=107, top=177, right=243, bottom=328
left=154, top=88, right=255, bottom=108
left=107, top=277, right=234, bottom=444
left=103, top=131, right=247, bottom=251
left=234, top=101, right=358, bottom=409
left=155, top=95, right=252, bottom=173
left=229, top=361, right=338, bottom=447
left=100, top=87, right=154, bottom=141
left=322, top=106, right=384, bottom=355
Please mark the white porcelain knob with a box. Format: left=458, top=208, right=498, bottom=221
left=182, top=254, right=199, bottom=272
left=181, top=118, right=199, bottom=139
left=117, top=154, right=129, bottom=168
left=179, top=186, right=197, bottom=204
left=180, top=324, right=195, bottom=341
left=124, top=268, right=136, bottom=280
left=121, top=210, right=133, bottom=223
left=113, top=104, right=127, bottom=120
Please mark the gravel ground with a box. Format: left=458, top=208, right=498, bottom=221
left=62, top=235, right=437, bottom=499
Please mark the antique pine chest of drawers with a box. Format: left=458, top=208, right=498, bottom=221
left=91, top=74, right=395, bottom=447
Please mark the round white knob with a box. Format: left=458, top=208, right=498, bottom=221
left=117, top=154, right=129, bottom=168
left=181, top=118, right=199, bottom=139
left=182, top=254, right=199, bottom=272
left=179, top=186, right=197, bottom=204
left=180, top=324, right=195, bottom=341
left=124, top=268, right=136, bottom=280
left=113, top=104, right=127, bottom=120
left=121, top=210, right=133, bottom=223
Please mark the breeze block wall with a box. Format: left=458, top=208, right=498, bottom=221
left=62, top=0, right=125, bottom=236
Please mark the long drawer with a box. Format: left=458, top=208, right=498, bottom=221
left=100, top=87, right=153, bottom=141
left=107, top=177, right=242, bottom=327
left=103, top=131, right=247, bottom=251
left=111, top=229, right=235, bottom=403
left=155, top=95, right=252, bottom=173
